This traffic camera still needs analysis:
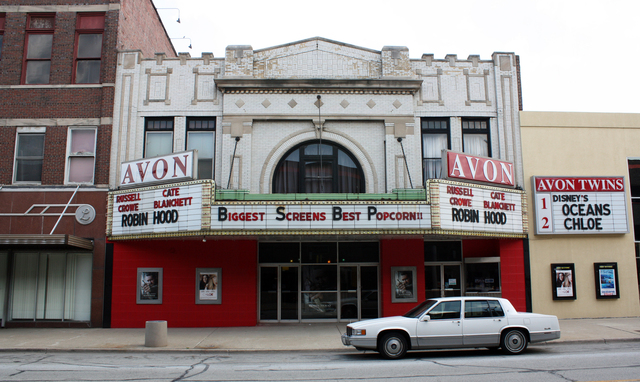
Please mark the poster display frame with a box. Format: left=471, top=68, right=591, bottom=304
left=391, top=266, right=417, bottom=303
left=551, top=263, right=577, bottom=300
left=594, top=262, right=620, bottom=299
left=196, top=268, right=221, bottom=304
left=137, top=268, right=163, bottom=304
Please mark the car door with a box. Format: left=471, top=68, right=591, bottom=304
left=462, top=299, right=506, bottom=346
left=416, top=300, right=463, bottom=348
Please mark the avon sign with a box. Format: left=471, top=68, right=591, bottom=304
left=444, top=151, right=515, bottom=187
left=119, top=150, right=197, bottom=188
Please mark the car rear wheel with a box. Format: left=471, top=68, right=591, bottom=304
left=378, top=332, right=408, bottom=359
left=501, top=329, right=528, bottom=355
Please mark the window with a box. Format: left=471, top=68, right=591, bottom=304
left=23, top=14, right=55, bottom=84
left=14, top=133, right=45, bottom=183
left=428, top=300, right=461, bottom=320
left=67, top=127, right=96, bottom=183
left=627, top=159, right=640, bottom=293
left=464, top=300, right=505, bottom=318
left=462, top=119, right=490, bottom=157
left=273, top=141, right=364, bottom=193
left=74, top=13, right=104, bottom=84
left=145, top=118, right=174, bottom=157
left=421, top=118, right=450, bottom=180
left=10, top=252, right=92, bottom=321
left=187, top=118, right=215, bottom=179
left=465, top=300, right=492, bottom=318
left=0, top=14, right=5, bottom=59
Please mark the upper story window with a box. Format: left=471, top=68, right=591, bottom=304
left=421, top=118, right=450, bottom=180
left=66, top=127, right=96, bottom=184
left=23, top=14, right=55, bottom=84
left=74, top=13, right=104, bottom=84
left=462, top=119, right=491, bottom=157
left=273, top=141, right=364, bottom=194
left=186, top=118, right=215, bottom=180
left=0, top=14, right=5, bottom=59
left=14, top=132, right=45, bottom=183
left=145, top=117, right=174, bottom=158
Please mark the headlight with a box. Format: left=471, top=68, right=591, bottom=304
left=353, top=329, right=366, bottom=336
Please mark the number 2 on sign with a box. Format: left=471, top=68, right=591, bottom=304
left=541, top=217, right=549, bottom=229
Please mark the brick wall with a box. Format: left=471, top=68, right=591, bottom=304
left=118, top=0, right=175, bottom=58
left=0, top=10, right=119, bottom=85
left=41, top=125, right=67, bottom=184
left=95, top=124, right=112, bottom=185
left=0, top=127, right=17, bottom=184
left=0, top=88, right=107, bottom=118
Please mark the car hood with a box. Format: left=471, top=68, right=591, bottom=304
left=348, top=316, right=415, bottom=329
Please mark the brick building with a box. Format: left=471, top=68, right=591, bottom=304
left=106, top=38, right=528, bottom=327
left=0, top=0, right=175, bottom=327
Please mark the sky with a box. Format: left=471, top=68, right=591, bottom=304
left=151, top=0, right=639, bottom=114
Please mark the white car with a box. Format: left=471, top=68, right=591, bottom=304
left=341, top=297, right=560, bottom=359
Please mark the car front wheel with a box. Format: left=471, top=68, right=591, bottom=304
left=378, top=332, right=408, bottom=359
left=501, top=329, right=528, bottom=355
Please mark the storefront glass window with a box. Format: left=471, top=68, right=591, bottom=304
left=465, top=261, right=501, bottom=296
left=338, top=242, right=379, bottom=262
left=301, top=242, right=337, bottom=263
left=0, top=252, right=6, bottom=324
left=424, top=241, right=462, bottom=262
left=10, top=252, right=92, bottom=321
left=627, top=160, right=640, bottom=295
left=259, top=242, right=300, bottom=263
left=258, top=242, right=379, bottom=321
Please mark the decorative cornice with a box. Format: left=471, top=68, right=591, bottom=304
left=215, top=78, right=422, bottom=95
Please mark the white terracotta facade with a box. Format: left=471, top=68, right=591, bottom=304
left=109, top=37, right=524, bottom=192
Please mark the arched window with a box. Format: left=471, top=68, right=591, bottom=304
left=273, top=141, right=365, bottom=193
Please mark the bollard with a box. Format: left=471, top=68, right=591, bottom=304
left=145, top=320, right=168, bottom=347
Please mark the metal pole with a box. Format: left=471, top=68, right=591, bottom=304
left=50, top=185, right=80, bottom=235
left=397, top=138, right=414, bottom=189
left=227, top=137, right=241, bottom=189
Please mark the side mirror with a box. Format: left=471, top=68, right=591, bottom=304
left=420, top=314, right=431, bottom=322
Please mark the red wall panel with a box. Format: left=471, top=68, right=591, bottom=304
left=380, top=238, right=424, bottom=317
left=111, top=239, right=257, bottom=328
left=499, top=239, right=526, bottom=311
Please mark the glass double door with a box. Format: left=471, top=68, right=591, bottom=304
left=259, top=265, right=378, bottom=322
left=425, top=263, right=462, bottom=299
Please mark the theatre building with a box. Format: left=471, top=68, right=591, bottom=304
left=107, top=38, right=528, bottom=327
left=521, top=112, right=640, bottom=318
left=0, top=0, right=174, bottom=327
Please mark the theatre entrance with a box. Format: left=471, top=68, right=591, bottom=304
left=258, top=242, right=379, bottom=322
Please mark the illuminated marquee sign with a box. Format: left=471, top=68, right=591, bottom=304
left=429, top=180, right=525, bottom=234
left=533, top=176, right=628, bottom=235
left=210, top=204, right=431, bottom=231
left=443, top=151, right=515, bottom=187
left=119, top=150, right=197, bottom=188
left=108, top=180, right=212, bottom=237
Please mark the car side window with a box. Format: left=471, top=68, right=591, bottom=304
left=487, top=300, right=505, bottom=317
left=464, top=300, right=492, bottom=318
left=428, top=300, right=461, bottom=320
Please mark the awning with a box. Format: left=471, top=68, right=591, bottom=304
left=0, top=235, right=94, bottom=250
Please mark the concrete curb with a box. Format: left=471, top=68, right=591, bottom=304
left=1, top=337, right=639, bottom=353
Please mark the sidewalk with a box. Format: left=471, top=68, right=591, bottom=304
left=0, top=317, right=638, bottom=352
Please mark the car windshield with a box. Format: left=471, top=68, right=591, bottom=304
left=403, top=299, right=438, bottom=318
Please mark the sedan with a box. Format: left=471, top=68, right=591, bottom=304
left=341, top=296, right=560, bottom=359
